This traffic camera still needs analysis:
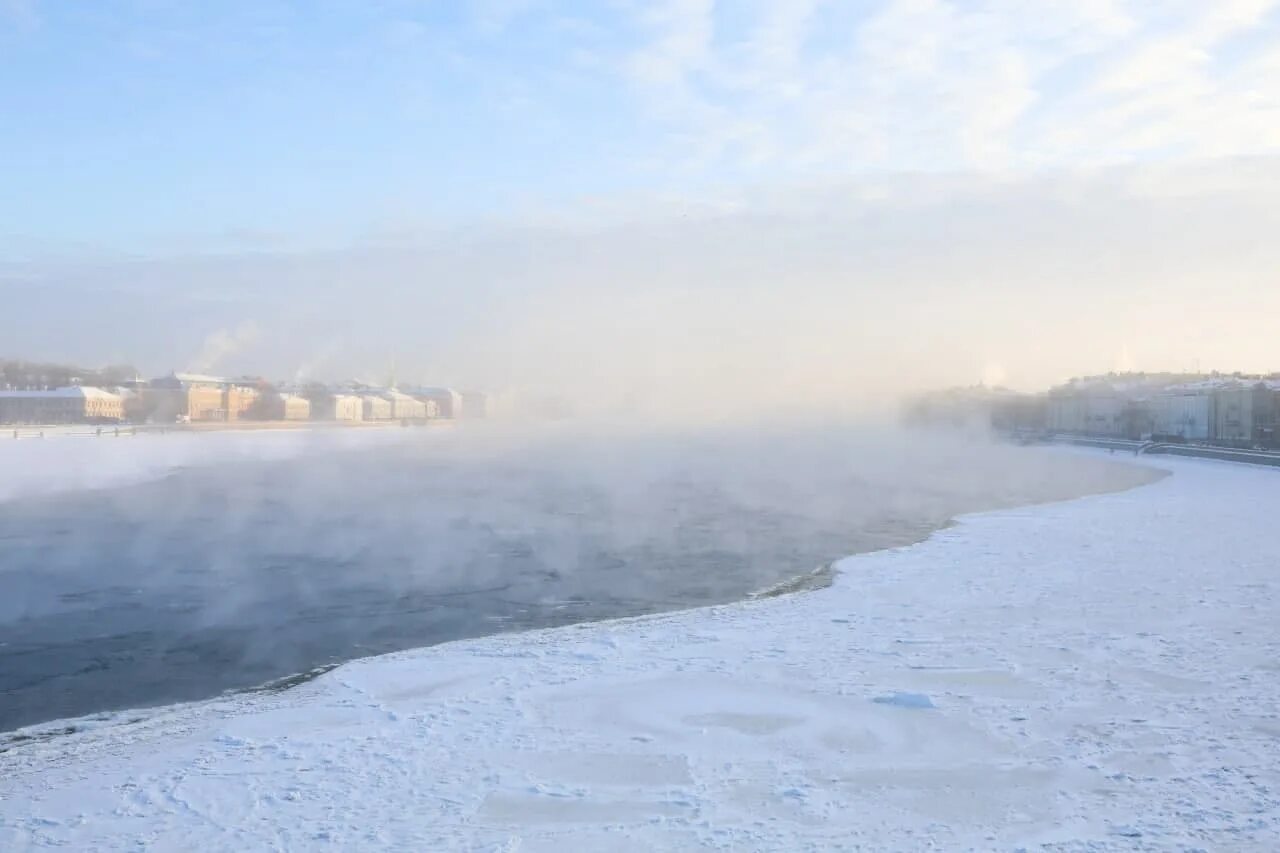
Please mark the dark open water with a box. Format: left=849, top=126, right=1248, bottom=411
left=0, top=424, right=1156, bottom=732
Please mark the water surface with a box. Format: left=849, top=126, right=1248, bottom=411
left=0, top=424, right=1157, bottom=732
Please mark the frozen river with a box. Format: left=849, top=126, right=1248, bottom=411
left=0, top=423, right=1155, bottom=732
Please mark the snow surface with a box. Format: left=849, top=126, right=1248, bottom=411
left=2, top=451, right=1278, bottom=850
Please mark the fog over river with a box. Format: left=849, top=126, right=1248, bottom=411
left=0, top=423, right=1157, bottom=732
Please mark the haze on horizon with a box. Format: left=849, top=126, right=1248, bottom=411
left=3, top=1, right=1279, bottom=417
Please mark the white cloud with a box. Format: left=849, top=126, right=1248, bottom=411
left=625, top=0, right=715, bottom=86
left=467, top=0, right=536, bottom=36
left=617, top=0, right=1280, bottom=175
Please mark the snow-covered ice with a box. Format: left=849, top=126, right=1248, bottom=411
left=2, top=451, right=1278, bottom=850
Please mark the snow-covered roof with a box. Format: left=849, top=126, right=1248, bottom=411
left=1159, top=378, right=1273, bottom=395
left=0, top=386, right=122, bottom=400
left=169, top=372, right=228, bottom=385
left=1055, top=373, right=1280, bottom=398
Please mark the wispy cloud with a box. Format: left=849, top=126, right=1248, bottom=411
left=467, top=0, right=536, bottom=36
left=0, top=0, right=38, bottom=30
left=618, top=0, right=1280, bottom=174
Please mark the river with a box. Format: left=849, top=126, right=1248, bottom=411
left=0, top=422, right=1157, bottom=732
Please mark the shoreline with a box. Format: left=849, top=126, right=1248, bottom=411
left=1, top=418, right=452, bottom=438
left=0, top=444, right=1159, bottom=737
left=1034, top=432, right=1280, bottom=468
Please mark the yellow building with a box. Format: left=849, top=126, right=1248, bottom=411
left=314, top=394, right=363, bottom=421
left=381, top=390, right=427, bottom=420
left=361, top=394, right=393, bottom=421
left=257, top=392, right=311, bottom=421
left=0, top=387, right=124, bottom=424
left=147, top=374, right=262, bottom=422
left=224, top=381, right=262, bottom=421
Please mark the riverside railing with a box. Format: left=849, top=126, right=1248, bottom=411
left=3, top=425, right=174, bottom=440
left=1040, top=432, right=1280, bottom=468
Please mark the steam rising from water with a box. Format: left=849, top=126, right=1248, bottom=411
left=0, top=421, right=1158, bottom=731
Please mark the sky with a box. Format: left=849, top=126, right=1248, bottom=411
left=3, top=0, right=1280, bottom=411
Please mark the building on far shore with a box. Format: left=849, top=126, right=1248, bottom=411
left=361, top=394, right=393, bottom=421
left=949, top=372, right=1280, bottom=448
left=1150, top=390, right=1214, bottom=441
left=224, top=379, right=262, bottom=421
left=1212, top=382, right=1274, bottom=446
left=312, top=393, right=363, bottom=422
left=148, top=373, right=226, bottom=421
left=0, top=387, right=124, bottom=424
left=1258, top=382, right=1280, bottom=448
left=256, top=391, right=311, bottom=421
left=105, top=385, right=147, bottom=423
left=145, top=373, right=262, bottom=422
left=412, top=387, right=463, bottom=418
left=1047, top=383, right=1127, bottom=437
left=1144, top=380, right=1276, bottom=445
left=382, top=390, right=427, bottom=421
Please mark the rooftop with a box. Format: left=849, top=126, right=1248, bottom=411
left=168, top=372, right=227, bottom=385
left=0, top=386, right=122, bottom=399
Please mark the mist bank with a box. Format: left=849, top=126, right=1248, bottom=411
left=4, top=158, right=1280, bottom=418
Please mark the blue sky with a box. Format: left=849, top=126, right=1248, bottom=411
left=3, top=1, right=660, bottom=250
left=5, top=0, right=1279, bottom=255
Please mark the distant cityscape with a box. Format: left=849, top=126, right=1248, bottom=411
left=907, top=372, right=1280, bottom=450
left=0, top=359, right=486, bottom=427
